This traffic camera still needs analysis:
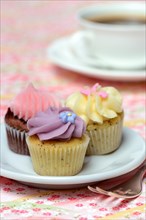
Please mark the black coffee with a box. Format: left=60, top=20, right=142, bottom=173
left=88, top=14, right=146, bottom=25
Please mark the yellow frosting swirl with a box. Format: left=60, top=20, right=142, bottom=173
left=65, top=84, right=123, bottom=124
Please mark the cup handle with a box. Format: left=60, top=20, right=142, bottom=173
left=68, top=31, right=107, bottom=67
left=69, top=31, right=95, bottom=57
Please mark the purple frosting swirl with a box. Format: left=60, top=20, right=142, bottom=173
left=27, top=107, right=86, bottom=141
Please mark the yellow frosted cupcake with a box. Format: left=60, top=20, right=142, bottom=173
left=26, top=107, right=89, bottom=176
left=65, top=83, right=124, bottom=155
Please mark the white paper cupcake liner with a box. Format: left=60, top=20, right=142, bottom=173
left=27, top=134, right=89, bottom=176
left=5, top=123, right=29, bottom=155
left=86, top=118, right=123, bottom=155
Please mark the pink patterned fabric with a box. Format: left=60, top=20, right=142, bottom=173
left=1, top=1, right=145, bottom=219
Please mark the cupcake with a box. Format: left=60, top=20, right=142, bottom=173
left=65, top=83, right=124, bottom=155
left=26, top=107, right=89, bottom=176
left=4, top=83, right=61, bottom=155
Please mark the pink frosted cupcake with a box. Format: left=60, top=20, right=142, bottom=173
left=4, top=83, right=61, bottom=155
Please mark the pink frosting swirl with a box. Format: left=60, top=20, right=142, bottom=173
left=27, top=107, right=86, bottom=141
left=10, top=83, right=61, bottom=120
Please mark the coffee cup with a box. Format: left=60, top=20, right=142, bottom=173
left=70, top=1, right=145, bottom=70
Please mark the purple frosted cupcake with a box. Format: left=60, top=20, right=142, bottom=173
left=26, top=107, right=90, bottom=176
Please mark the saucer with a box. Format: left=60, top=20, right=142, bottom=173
left=47, top=33, right=146, bottom=81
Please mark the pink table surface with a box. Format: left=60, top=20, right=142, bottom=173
left=1, top=1, right=146, bottom=220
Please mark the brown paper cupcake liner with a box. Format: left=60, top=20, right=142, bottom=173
left=86, top=118, right=123, bottom=155
left=5, top=123, right=29, bottom=155
left=27, top=134, right=89, bottom=176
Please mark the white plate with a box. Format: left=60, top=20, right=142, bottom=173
left=0, top=124, right=145, bottom=189
left=47, top=35, right=146, bottom=82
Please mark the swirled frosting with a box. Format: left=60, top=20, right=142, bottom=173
left=10, top=83, right=61, bottom=121
left=27, top=107, right=86, bottom=141
left=65, top=83, right=123, bottom=124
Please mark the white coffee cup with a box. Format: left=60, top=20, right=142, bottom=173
left=71, top=1, right=145, bottom=69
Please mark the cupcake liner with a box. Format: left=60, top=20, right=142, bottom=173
left=27, top=134, right=89, bottom=176
left=86, top=118, right=123, bottom=155
left=5, top=123, right=29, bottom=155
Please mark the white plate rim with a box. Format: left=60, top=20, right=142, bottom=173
left=1, top=124, right=145, bottom=188
left=47, top=34, right=146, bottom=81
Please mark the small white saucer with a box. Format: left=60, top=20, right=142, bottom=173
left=47, top=33, right=146, bottom=81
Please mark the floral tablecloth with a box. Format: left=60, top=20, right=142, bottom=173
left=1, top=1, right=146, bottom=219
